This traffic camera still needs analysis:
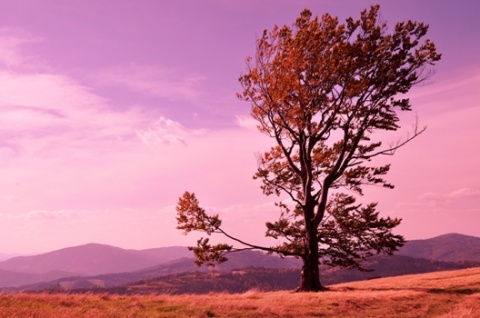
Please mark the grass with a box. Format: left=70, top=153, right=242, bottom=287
left=0, top=267, right=478, bottom=317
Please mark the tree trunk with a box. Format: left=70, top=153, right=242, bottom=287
left=297, top=226, right=325, bottom=291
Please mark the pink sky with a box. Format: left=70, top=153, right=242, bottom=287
left=0, top=1, right=479, bottom=254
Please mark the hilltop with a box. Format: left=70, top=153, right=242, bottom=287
left=398, top=233, right=480, bottom=262
left=0, top=244, right=191, bottom=276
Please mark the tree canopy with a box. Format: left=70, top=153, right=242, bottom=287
left=176, top=5, right=441, bottom=291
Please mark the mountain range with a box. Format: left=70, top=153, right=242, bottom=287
left=0, top=244, right=191, bottom=276
left=0, top=233, right=478, bottom=293
left=397, top=233, right=480, bottom=262
left=0, top=244, right=191, bottom=288
left=0, top=253, right=20, bottom=262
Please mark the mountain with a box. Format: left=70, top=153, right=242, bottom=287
left=397, top=233, right=480, bottom=262
left=0, top=269, right=79, bottom=288
left=3, top=250, right=300, bottom=292
left=21, top=253, right=477, bottom=295
left=1, top=248, right=300, bottom=290
left=124, top=250, right=300, bottom=283
left=1, top=233, right=479, bottom=293
left=0, top=243, right=191, bottom=277
left=0, top=253, right=20, bottom=262
left=100, top=268, right=302, bottom=295
left=320, top=254, right=477, bottom=285
left=114, top=254, right=477, bottom=295
left=7, top=248, right=479, bottom=294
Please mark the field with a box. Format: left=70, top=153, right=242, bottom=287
left=0, top=267, right=478, bottom=318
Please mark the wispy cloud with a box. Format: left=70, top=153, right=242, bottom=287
left=235, top=115, right=258, bottom=131
left=0, top=70, right=143, bottom=159
left=94, top=64, right=208, bottom=105
left=0, top=71, right=104, bottom=127
left=1, top=2, right=478, bottom=253
left=136, top=116, right=208, bottom=146
left=397, top=188, right=480, bottom=212
left=0, top=33, right=159, bottom=156
left=0, top=32, right=271, bottom=238
left=0, top=27, right=41, bottom=69
left=19, top=209, right=77, bottom=220
left=448, top=188, right=480, bottom=199
left=0, top=194, right=17, bottom=202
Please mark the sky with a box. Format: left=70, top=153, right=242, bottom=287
left=0, top=0, right=479, bottom=254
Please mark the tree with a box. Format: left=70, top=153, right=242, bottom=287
left=176, top=5, right=441, bottom=292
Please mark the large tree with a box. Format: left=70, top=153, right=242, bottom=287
left=176, top=5, right=441, bottom=291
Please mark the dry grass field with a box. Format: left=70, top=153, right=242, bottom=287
left=0, top=267, right=478, bottom=318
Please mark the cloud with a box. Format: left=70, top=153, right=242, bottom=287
left=235, top=115, right=258, bottom=131
left=19, top=209, right=77, bottom=220
left=0, top=71, right=105, bottom=129
left=136, top=116, right=203, bottom=146
left=0, top=33, right=150, bottom=154
left=94, top=64, right=208, bottom=105
left=421, top=188, right=480, bottom=204
left=407, top=69, right=480, bottom=119
left=448, top=188, right=480, bottom=199
left=397, top=187, right=480, bottom=212
left=0, top=27, right=41, bottom=69
left=0, top=68, right=158, bottom=161
left=0, top=194, right=17, bottom=202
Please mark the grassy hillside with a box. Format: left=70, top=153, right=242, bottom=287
left=0, top=267, right=478, bottom=317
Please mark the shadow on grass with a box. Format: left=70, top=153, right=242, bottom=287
left=425, top=288, right=480, bottom=295
left=334, top=287, right=480, bottom=295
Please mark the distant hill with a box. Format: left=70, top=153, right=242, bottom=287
left=397, top=233, right=480, bottom=262
left=0, top=243, right=190, bottom=277
left=25, top=254, right=477, bottom=295
left=99, top=268, right=301, bottom=295
left=8, top=251, right=478, bottom=294
left=3, top=250, right=300, bottom=292
left=0, top=269, right=81, bottom=288
left=116, top=254, right=477, bottom=295
left=320, top=254, right=478, bottom=285
left=2, top=233, right=479, bottom=293
left=0, top=253, right=20, bottom=262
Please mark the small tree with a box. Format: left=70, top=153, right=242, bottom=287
left=176, top=5, right=440, bottom=291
